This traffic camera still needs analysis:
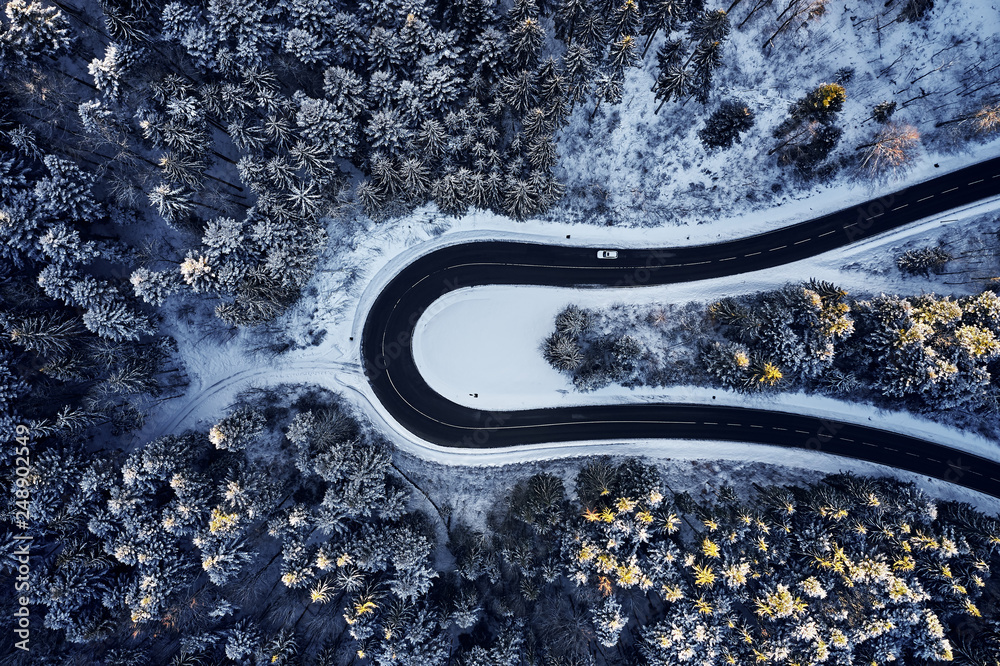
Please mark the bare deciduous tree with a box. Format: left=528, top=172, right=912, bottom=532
left=856, top=122, right=920, bottom=180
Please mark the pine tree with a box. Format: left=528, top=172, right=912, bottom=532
left=6, top=313, right=80, bottom=357
left=82, top=299, right=153, bottom=341
left=544, top=333, right=584, bottom=370
left=699, top=98, right=755, bottom=149
left=796, top=82, right=847, bottom=118
left=34, top=156, right=102, bottom=222
left=148, top=182, right=194, bottom=225
left=896, top=247, right=951, bottom=277
left=225, top=620, right=261, bottom=661
left=365, top=109, right=412, bottom=155
left=209, top=405, right=265, bottom=451
left=555, top=0, right=590, bottom=43
left=88, top=43, right=132, bottom=100
left=592, top=71, right=624, bottom=119
left=653, top=66, right=691, bottom=113
left=37, top=264, right=80, bottom=302
left=0, top=0, right=74, bottom=64
left=38, top=222, right=99, bottom=265
left=688, top=8, right=730, bottom=43
left=609, top=33, right=639, bottom=72
left=576, top=12, right=606, bottom=51
left=399, top=157, right=431, bottom=199
left=422, top=65, right=463, bottom=113
left=504, top=176, right=539, bottom=220
left=593, top=597, right=627, bottom=647
left=872, top=100, right=897, bottom=124
left=501, top=69, right=539, bottom=114
left=293, top=91, right=358, bottom=158
left=432, top=172, right=470, bottom=217
left=611, top=0, right=642, bottom=38
left=641, top=0, right=686, bottom=55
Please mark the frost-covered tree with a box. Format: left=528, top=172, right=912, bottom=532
left=856, top=122, right=921, bottom=181
left=148, top=182, right=194, bottom=225
left=896, top=247, right=951, bottom=277
left=0, top=0, right=73, bottom=66
left=293, top=91, right=357, bottom=158
left=209, top=405, right=265, bottom=451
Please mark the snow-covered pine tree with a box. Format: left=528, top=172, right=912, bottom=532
left=209, top=405, right=265, bottom=451
left=0, top=0, right=74, bottom=65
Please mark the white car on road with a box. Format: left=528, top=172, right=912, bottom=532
left=597, top=250, right=619, bottom=259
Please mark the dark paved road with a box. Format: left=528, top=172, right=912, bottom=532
left=363, top=157, right=1000, bottom=498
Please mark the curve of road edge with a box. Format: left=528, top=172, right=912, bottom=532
left=363, top=156, right=1000, bottom=499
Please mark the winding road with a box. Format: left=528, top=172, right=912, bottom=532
left=362, top=156, right=1000, bottom=498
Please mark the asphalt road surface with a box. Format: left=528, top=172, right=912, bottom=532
left=363, top=156, right=1000, bottom=498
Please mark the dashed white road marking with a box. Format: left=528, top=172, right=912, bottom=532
left=969, top=179, right=984, bottom=185
left=891, top=204, right=908, bottom=211
left=941, top=187, right=959, bottom=194
left=819, top=230, right=837, bottom=237
left=719, top=257, right=736, bottom=262
left=917, top=195, right=934, bottom=202
left=793, top=238, right=811, bottom=245
left=769, top=245, right=787, bottom=251
left=745, top=251, right=761, bottom=257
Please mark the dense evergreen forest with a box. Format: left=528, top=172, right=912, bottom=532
left=1, top=0, right=1000, bottom=662
left=6, top=384, right=1000, bottom=664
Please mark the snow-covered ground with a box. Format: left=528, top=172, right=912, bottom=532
left=551, top=0, right=1000, bottom=227
left=129, top=182, right=1000, bottom=515
left=412, top=197, right=1000, bottom=459
left=130, top=0, right=1000, bottom=508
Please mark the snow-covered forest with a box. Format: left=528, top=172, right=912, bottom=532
left=541, top=274, right=1000, bottom=435
left=2, top=0, right=1000, bottom=661
left=10, top=385, right=1000, bottom=664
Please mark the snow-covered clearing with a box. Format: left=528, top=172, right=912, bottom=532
left=551, top=0, right=1000, bottom=227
